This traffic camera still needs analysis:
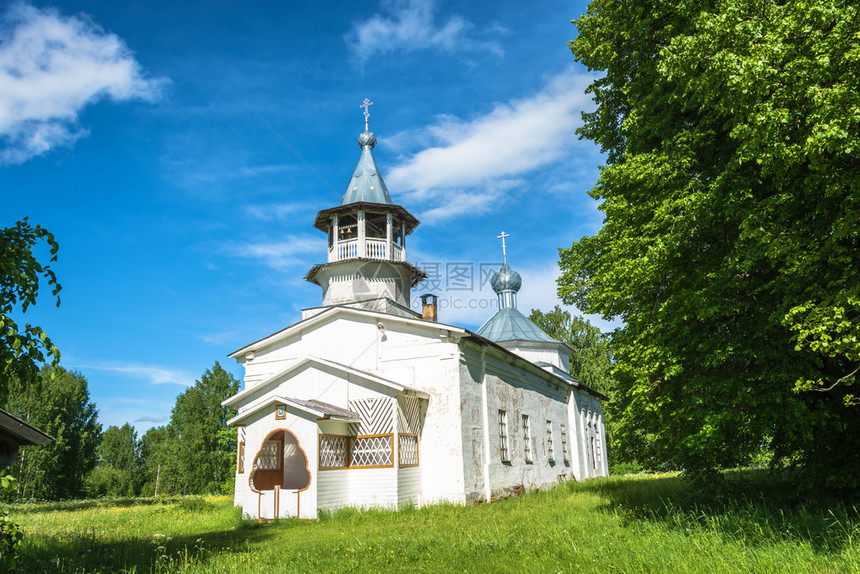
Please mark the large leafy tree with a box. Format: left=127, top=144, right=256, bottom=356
left=563, top=0, right=859, bottom=487
left=4, top=366, right=101, bottom=500
left=0, top=219, right=61, bottom=403
left=169, top=362, right=239, bottom=494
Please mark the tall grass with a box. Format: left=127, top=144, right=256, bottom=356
left=6, top=471, right=859, bottom=573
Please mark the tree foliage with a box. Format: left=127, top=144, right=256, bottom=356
left=529, top=306, right=614, bottom=396
left=4, top=366, right=101, bottom=500
left=167, top=362, right=239, bottom=495
left=88, top=423, right=142, bottom=497
left=0, top=219, right=61, bottom=403
left=564, top=0, right=859, bottom=488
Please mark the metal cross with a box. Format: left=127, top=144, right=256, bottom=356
left=360, top=98, right=373, bottom=129
left=497, top=231, right=510, bottom=264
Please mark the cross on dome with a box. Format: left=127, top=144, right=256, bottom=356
left=497, top=231, right=510, bottom=265
left=360, top=98, right=373, bottom=130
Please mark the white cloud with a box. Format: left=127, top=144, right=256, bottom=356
left=198, top=330, right=238, bottom=345
left=243, top=202, right=310, bottom=221
left=80, top=362, right=195, bottom=386
left=346, top=0, right=502, bottom=63
left=0, top=2, right=166, bottom=164
left=385, top=69, right=599, bottom=222
left=223, top=236, right=321, bottom=270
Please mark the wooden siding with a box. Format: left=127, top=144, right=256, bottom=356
left=348, top=468, right=397, bottom=508
left=317, top=469, right=349, bottom=511
left=397, top=466, right=422, bottom=506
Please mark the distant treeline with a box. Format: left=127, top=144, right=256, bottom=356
left=1, top=362, right=239, bottom=501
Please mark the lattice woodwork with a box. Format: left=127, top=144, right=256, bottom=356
left=397, top=395, right=421, bottom=434
left=319, top=435, right=349, bottom=469
left=255, top=440, right=281, bottom=470
left=398, top=433, right=419, bottom=467
left=350, top=434, right=392, bottom=467
left=349, top=398, right=393, bottom=436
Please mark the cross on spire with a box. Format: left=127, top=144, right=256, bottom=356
left=497, top=231, right=510, bottom=264
left=360, top=98, right=373, bottom=129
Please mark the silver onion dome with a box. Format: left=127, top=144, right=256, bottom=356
left=357, top=130, right=376, bottom=148
left=491, top=263, right=522, bottom=294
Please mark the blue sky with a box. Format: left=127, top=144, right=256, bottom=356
left=2, top=0, right=609, bottom=433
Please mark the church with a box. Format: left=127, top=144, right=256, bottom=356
left=223, top=107, right=608, bottom=520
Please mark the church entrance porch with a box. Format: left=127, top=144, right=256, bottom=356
left=250, top=429, right=311, bottom=519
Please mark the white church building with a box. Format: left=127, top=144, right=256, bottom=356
left=223, top=111, right=608, bottom=520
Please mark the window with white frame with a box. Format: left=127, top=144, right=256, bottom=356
left=561, top=424, right=569, bottom=463
left=499, top=410, right=510, bottom=462
left=522, top=414, right=532, bottom=463
left=546, top=420, right=554, bottom=461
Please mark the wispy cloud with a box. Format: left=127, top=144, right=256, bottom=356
left=222, top=236, right=321, bottom=270
left=198, top=331, right=238, bottom=345
left=0, top=2, right=166, bottom=164
left=346, top=0, right=502, bottom=63
left=385, top=69, right=599, bottom=223
left=134, top=415, right=167, bottom=423
left=242, top=202, right=310, bottom=221
left=80, top=362, right=195, bottom=386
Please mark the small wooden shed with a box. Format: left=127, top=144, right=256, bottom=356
left=0, top=407, right=53, bottom=466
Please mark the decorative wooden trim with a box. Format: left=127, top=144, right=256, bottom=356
left=398, top=433, right=419, bottom=468
left=318, top=433, right=350, bottom=470
left=238, top=441, right=245, bottom=474
left=275, top=404, right=286, bottom=420
left=248, top=428, right=312, bottom=495
left=317, top=433, right=396, bottom=470
left=349, top=433, right=394, bottom=469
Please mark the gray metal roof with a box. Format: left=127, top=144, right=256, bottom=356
left=341, top=130, right=393, bottom=205
left=475, top=307, right=559, bottom=344
left=288, top=398, right=360, bottom=420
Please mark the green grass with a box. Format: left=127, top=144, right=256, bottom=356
left=6, top=472, right=860, bottom=573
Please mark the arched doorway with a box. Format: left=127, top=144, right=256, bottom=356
left=250, top=429, right=310, bottom=518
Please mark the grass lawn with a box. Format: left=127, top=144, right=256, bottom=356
left=7, top=472, right=859, bottom=573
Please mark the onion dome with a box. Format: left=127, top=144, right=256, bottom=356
left=490, top=263, right=522, bottom=294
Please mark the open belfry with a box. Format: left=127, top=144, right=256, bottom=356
left=223, top=103, right=608, bottom=519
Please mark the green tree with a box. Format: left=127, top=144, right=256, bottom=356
left=4, top=366, right=101, bottom=500
left=139, top=425, right=183, bottom=497
left=88, top=423, right=142, bottom=497
left=0, top=219, right=61, bottom=403
left=529, top=306, right=614, bottom=396
left=169, top=362, right=239, bottom=494
left=563, top=0, right=859, bottom=488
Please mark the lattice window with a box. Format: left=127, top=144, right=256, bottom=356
left=255, top=440, right=281, bottom=470
left=522, top=415, right=532, bottom=463
left=561, top=424, right=569, bottom=463
left=319, top=434, right=349, bottom=469
left=499, top=410, right=510, bottom=462
left=350, top=434, right=393, bottom=468
left=238, top=441, right=245, bottom=474
left=399, top=434, right=419, bottom=467
left=547, top=420, right=554, bottom=461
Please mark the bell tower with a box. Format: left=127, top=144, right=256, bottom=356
left=305, top=102, right=426, bottom=311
